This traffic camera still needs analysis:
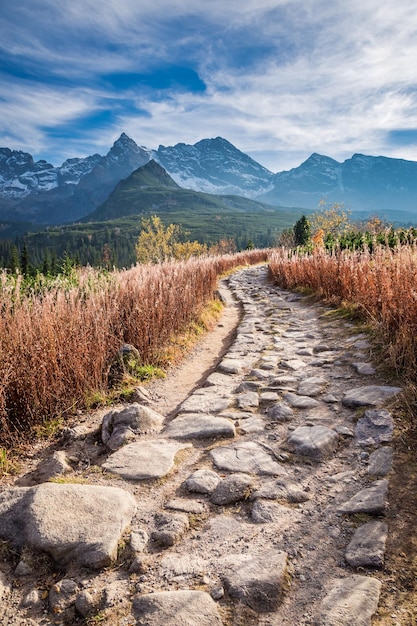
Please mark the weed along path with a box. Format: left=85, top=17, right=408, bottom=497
left=0, top=265, right=411, bottom=625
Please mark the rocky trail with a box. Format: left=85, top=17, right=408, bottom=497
left=0, top=265, right=409, bottom=625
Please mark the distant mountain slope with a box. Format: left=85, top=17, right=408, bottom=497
left=156, top=137, right=274, bottom=197
left=85, top=160, right=288, bottom=222
left=259, top=153, right=417, bottom=220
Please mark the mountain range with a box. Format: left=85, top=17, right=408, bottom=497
left=0, top=133, right=416, bottom=228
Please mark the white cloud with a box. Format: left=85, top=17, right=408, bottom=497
left=1, top=0, right=417, bottom=169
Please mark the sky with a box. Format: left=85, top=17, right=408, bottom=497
left=1, top=0, right=417, bottom=172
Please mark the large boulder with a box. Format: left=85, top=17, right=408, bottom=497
left=0, top=483, right=136, bottom=569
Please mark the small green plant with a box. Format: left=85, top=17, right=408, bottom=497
left=34, top=417, right=63, bottom=439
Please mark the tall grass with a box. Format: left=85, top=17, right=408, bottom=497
left=269, top=245, right=417, bottom=381
left=0, top=249, right=268, bottom=446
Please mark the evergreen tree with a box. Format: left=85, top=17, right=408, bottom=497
left=293, top=215, right=311, bottom=246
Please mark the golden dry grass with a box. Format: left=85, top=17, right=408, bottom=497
left=0, top=249, right=269, bottom=446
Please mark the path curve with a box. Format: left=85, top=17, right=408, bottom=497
left=0, top=265, right=404, bottom=625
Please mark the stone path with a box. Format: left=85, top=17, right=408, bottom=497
left=0, top=265, right=403, bottom=625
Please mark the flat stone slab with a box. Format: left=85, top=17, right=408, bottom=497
left=345, top=521, right=388, bottom=568
left=352, top=362, right=376, bottom=376
left=220, top=550, right=287, bottom=612
left=237, top=391, right=259, bottom=409
left=288, top=425, right=339, bottom=459
left=315, top=575, right=382, bottom=625
left=368, top=447, right=393, bottom=476
left=298, top=376, right=327, bottom=396
left=102, top=439, right=192, bottom=480
left=210, top=441, right=287, bottom=476
left=338, top=479, right=389, bottom=515
left=238, top=415, right=265, bottom=434
left=342, top=385, right=402, bottom=408
left=284, top=392, right=320, bottom=409
left=166, top=498, right=206, bottom=514
left=218, top=358, right=245, bottom=374
left=0, top=484, right=136, bottom=569
left=132, top=590, right=223, bottom=625
left=251, top=499, right=302, bottom=525
left=179, top=393, right=231, bottom=414
left=164, top=413, right=236, bottom=440
left=355, top=409, right=394, bottom=447
left=280, top=359, right=307, bottom=371
left=267, top=402, right=294, bottom=422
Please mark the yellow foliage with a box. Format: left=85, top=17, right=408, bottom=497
left=309, top=202, right=351, bottom=239
left=135, top=215, right=205, bottom=263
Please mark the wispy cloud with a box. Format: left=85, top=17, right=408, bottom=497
left=1, top=0, right=417, bottom=169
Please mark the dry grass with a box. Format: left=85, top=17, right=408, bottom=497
left=0, top=249, right=268, bottom=446
left=269, top=245, right=417, bottom=381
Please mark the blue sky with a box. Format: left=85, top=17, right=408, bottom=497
left=1, top=0, right=417, bottom=171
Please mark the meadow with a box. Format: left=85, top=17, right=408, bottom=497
left=269, top=244, right=417, bottom=383
left=0, top=249, right=268, bottom=447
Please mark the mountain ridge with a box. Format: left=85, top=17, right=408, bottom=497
left=0, top=134, right=416, bottom=226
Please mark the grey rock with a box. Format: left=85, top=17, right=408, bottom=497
left=160, top=553, right=206, bottom=577
left=268, top=402, right=294, bottom=422
left=315, top=575, right=382, bottom=625
left=159, top=553, right=206, bottom=577
left=219, top=359, right=245, bottom=374
left=345, top=521, right=388, bottom=568
left=130, top=529, right=149, bottom=553
left=211, top=473, right=254, bottom=505
left=75, top=590, right=96, bottom=618
left=21, top=588, right=42, bottom=608
left=238, top=415, right=265, bottom=433
left=281, top=359, right=307, bottom=371
left=129, top=555, right=150, bottom=574
left=15, top=560, right=32, bottom=576
left=237, top=391, right=259, bottom=409
left=251, top=480, right=310, bottom=503
left=352, top=362, right=376, bottom=375
left=31, top=451, right=72, bottom=483
left=298, top=376, right=327, bottom=397
left=151, top=513, right=189, bottom=547
left=102, top=403, right=164, bottom=450
left=166, top=498, right=205, bottom=514
left=220, top=550, right=287, bottom=612
left=164, top=413, right=236, bottom=439
left=102, top=439, right=192, bottom=480
left=288, top=426, right=339, bottom=459
left=210, top=586, right=225, bottom=600
left=338, top=479, right=389, bottom=515
left=260, top=391, right=280, bottom=402
left=342, top=385, right=402, bottom=408
left=205, top=372, right=237, bottom=388
left=251, top=499, right=300, bottom=524
left=355, top=409, right=394, bottom=447
left=179, top=393, right=231, bottom=414
left=323, top=394, right=339, bottom=403
left=250, top=368, right=272, bottom=380
left=284, top=392, right=320, bottom=409
left=210, top=441, right=287, bottom=476
left=49, top=578, right=78, bottom=620
left=368, top=447, right=393, bottom=476
left=133, top=590, right=223, bottom=625
left=184, top=469, right=221, bottom=495
left=0, top=483, right=136, bottom=569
